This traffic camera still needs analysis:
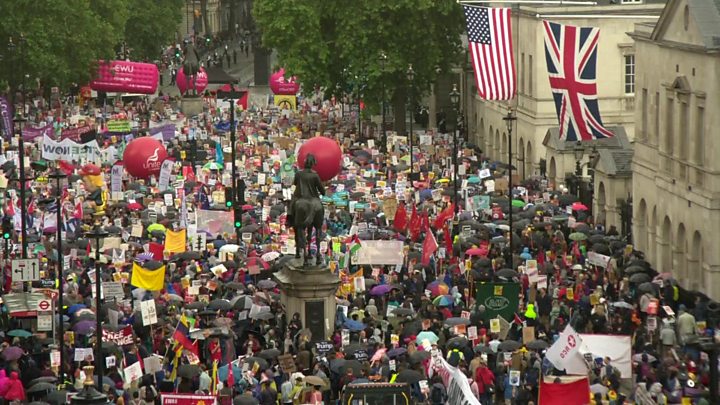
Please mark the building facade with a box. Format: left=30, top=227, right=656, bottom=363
left=629, top=0, right=720, bottom=298
left=466, top=2, right=664, bottom=227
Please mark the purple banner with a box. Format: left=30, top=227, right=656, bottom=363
left=22, top=123, right=54, bottom=141
left=148, top=124, right=176, bottom=141
left=0, top=97, right=12, bottom=138
left=61, top=125, right=94, bottom=142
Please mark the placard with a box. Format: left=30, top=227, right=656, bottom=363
left=106, top=356, right=116, bottom=368
left=123, top=361, right=143, bottom=383
left=277, top=353, right=296, bottom=373
left=50, top=350, right=61, bottom=367
left=74, top=348, right=94, bottom=362
left=140, top=300, right=158, bottom=326
left=468, top=326, right=478, bottom=340
left=522, top=326, right=535, bottom=344
left=490, top=318, right=501, bottom=334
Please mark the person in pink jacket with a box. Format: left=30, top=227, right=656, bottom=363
left=0, top=370, right=10, bottom=397
left=4, top=371, right=26, bottom=402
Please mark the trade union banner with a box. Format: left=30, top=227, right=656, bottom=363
left=475, top=282, right=520, bottom=322
left=102, top=325, right=134, bottom=346
left=41, top=134, right=102, bottom=162
left=160, top=393, right=218, bottom=405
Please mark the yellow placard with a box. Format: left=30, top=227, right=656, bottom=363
left=274, top=95, right=297, bottom=110
left=494, top=285, right=503, bottom=296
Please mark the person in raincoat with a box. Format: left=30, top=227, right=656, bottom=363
left=0, top=370, right=9, bottom=397
left=3, top=371, right=25, bottom=402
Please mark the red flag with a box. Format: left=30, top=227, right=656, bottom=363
left=443, top=224, right=453, bottom=258
left=421, top=231, right=438, bottom=266
left=433, top=203, right=455, bottom=230
left=420, top=211, right=430, bottom=234
left=393, top=203, right=408, bottom=232
left=58, top=160, right=75, bottom=176
left=409, top=206, right=421, bottom=241
left=538, top=377, right=590, bottom=405
left=149, top=242, right=165, bottom=260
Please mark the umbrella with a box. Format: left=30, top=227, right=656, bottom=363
left=7, top=329, right=32, bottom=338
left=611, top=301, right=634, bottom=310
left=186, top=301, right=207, bottom=310
left=432, top=295, right=453, bottom=307
left=465, top=247, right=486, bottom=257
left=474, top=345, right=493, bottom=354
left=498, top=340, right=521, bottom=352
left=569, top=232, right=588, bottom=241
left=239, top=224, right=260, bottom=233
left=526, top=340, right=549, bottom=350
left=304, top=375, right=328, bottom=389
left=416, top=331, right=439, bottom=344
left=370, top=284, right=392, bottom=296
left=624, top=265, right=648, bottom=275
left=409, top=351, right=431, bottom=364
left=511, top=199, right=526, bottom=208
left=257, top=279, right=277, bottom=289
left=246, top=256, right=269, bottom=270
left=247, top=357, right=269, bottom=371
left=387, top=347, right=407, bottom=358
left=632, top=353, right=657, bottom=363
left=447, top=336, right=469, bottom=350
left=343, top=319, right=366, bottom=332
left=203, top=162, right=223, bottom=171
left=257, top=348, right=281, bottom=360
left=178, top=364, right=202, bottom=378
left=28, top=376, right=57, bottom=387
left=261, top=251, right=280, bottom=262
left=571, top=202, right=589, bottom=211
left=395, top=369, right=423, bottom=384
left=73, top=320, right=96, bottom=335
left=427, top=281, right=449, bottom=297
left=27, top=382, right=56, bottom=393
left=166, top=294, right=184, bottom=303
left=1, top=346, right=24, bottom=361
left=629, top=273, right=651, bottom=284
left=496, top=268, right=519, bottom=279
left=339, top=359, right=364, bottom=376
left=207, top=299, right=232, bottom=311
left=392, top=307, right=415, bottom=317
left=444, top=317, right=471, bottom=327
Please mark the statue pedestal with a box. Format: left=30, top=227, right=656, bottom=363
left=180, top=97, right=203, bottom=117
left=273, top=260, right=340, bottom=343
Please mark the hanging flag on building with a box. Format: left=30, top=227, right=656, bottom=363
left=463, top=6, right=516, bottom=101
left=543, top=21, right=614, bottom=141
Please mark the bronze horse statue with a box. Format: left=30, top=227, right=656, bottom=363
left=182, top=42, right=201, bottom=96
left=289, top=154, right=325, bottom=267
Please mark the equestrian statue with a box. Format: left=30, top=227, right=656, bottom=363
left=182, top=41, right=201, bottom=97
left=288, top=154, right=325, bottom=267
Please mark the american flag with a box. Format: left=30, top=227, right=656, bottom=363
left=463, top=6, right=516, bottom=101
left=543, top=21, right=614, bottom=141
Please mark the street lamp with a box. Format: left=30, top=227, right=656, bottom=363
left=379, top=51, right=388, bottom=154
left=406, top=64, right=415, bottom=178
left=48, top=168, right=67, bottom=382
left=8, top=34, right=29, bottom=258
left=85, top=226, right=108, bottom=388
left=503, top=107, right=517, bottom=245
left=449, top=84, right=460, bottom=215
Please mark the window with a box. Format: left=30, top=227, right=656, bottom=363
left=624, top=55, right=635, bottom=94
left=653, top=91, right=660, bottom=145
left=641, top=88, right=648, bottom=140
left=679, top=99, right=688, bottom=161
left=694, top=106, right=704, bottom=164
left=529, top=54, right=533, bottom=96
left=520, top=53, right=525, bottom=94
left=665, top=93, right=674, bottom=156
left=621, top=0, right=643, bottom=3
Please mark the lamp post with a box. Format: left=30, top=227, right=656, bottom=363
left=379, top=51, right=388, bottom=154
left=503, top=107, right=517, bottom=245
left=449, top=84, right=460, bottom=215
left=48, top=168, right=67, bottom=382
left=85, top=226, right=108, bottom=388
left=571, top=141, right=598, bottom=208
left=406, top=64, right=415, bottom=178
left=217, top=83, right=243, bottom=242
left=8, top=34, right=29, bottom=258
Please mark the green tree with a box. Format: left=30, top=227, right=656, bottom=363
left=124, top=0, right=184, bottom=61
left=0, top=0, right=127, bottom=89
left=253, top=0, right=464, bottom=132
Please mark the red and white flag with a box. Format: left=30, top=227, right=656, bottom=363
left=463, top=6, right=516, bottom=100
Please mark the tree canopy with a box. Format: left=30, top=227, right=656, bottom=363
left=0, top=0, right=182, bottom=90
left=253, top=0, right=464, bottom=109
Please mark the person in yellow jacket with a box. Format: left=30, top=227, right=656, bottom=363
left=79, top=164, right=108, bottom=216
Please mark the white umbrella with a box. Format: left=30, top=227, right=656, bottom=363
left=219, top=244, right=240, bottom=253
left=261, top=252, right=280, bottom=262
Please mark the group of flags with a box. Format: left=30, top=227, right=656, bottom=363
left=392, top=202, right=457, bottom=266
left=463, top=5, right=614, bottom=142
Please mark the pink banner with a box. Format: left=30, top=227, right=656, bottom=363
left=91, top=60, right=159, bottom=94
left=161, top=393, right=218, bottom=405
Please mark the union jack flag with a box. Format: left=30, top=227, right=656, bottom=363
left=543, top=21, right=614, bottom=141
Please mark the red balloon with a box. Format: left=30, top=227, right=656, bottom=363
left=123, top=137, right=168, bottom=179
left=297, top=137, right=342, bottom=181
left=176, top=67, right=208, bottom=94
left=269, top=68, right=299, bottom=95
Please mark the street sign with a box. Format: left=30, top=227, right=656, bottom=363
left=12, top=259, right=40, bottom=282
left=37, top=299, right=51, bottom=311
left=37, top=312, right=53, bottom=331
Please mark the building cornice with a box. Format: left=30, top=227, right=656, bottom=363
left=628, top=31, right=720, bottom=54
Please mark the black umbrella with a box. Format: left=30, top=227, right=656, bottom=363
left=343, top=343, right=366, bottom=357
left=185, top=301, right=207, bottom=310
left=498, top=340, right=521, bottom=352
left=496, top=268, right=519, bottom=279
left=629, top=273, right=651, bottom=284
left=526, top=340, right=549, bottom=350
left=409, top=350, right=431, bottom=364
left=26, top=382, right=55, bottom=393
left=246, top=356, right=269, bottom=371
left=392, top=308, right=415, bottom=317
left=339, top=359, right=364, bottom=376
left=624, top=265, right=647, bottom=275
left=178, top=364, right=202, bottom=378
left=207, top=299, right=232, bottom=311
left=447, top=336, right=469, bottom=350
left=239, top=224, right=260, bottom=233
left=395, top=369, right=423, bottom=384
left=257, top=348, right=280, bottom=360
left=637, top=282, right=657, bottom=294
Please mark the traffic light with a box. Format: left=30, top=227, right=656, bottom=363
left=225, top=187, right=234, bottom=208
left=2, top=217, right=12, bottom=239
left=206, top=37, right=211, bottom=45
left=234, top=208, right=242, bottom=229
left=175, top=48, right=181, bottom=58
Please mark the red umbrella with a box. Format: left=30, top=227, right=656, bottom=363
left=246, top=256, right=269, bottom=271
left=465, top=247, right=487, bottom=257
left=127, top=202, right=143, bottom=211
left=571, top=202, right=589, bottom=211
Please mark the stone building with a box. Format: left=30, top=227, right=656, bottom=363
left=628, top=0, right=720, bottom=298
left=465, top=2, right=664, bottom=227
